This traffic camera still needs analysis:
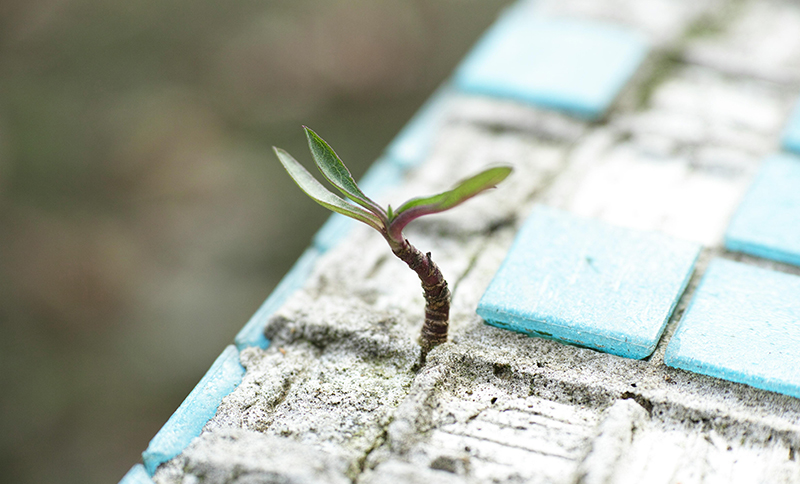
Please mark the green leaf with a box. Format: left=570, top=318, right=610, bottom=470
left=386, top=166, right=512, bottom=242
left=274, top=147, right=384, bottom=232
left=304, top=127, right=386, bottom=219
left=394, top=166, right=513, bottom=218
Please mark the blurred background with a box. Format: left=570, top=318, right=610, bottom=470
left=0, top=0, right=511, bottom=482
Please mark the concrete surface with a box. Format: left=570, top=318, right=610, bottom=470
left=149, top=0, right=800, bottom=482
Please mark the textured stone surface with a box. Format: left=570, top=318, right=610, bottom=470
left=665, top=258, right=800, bottom=399
left=154, top=429, right=352, bottom=484
left=542, top=62, right=793, bottom=247
left=216, top=294, right=420, bottom=465
left=146, top=0, right=800, bottom=482
left=572, top=399, right=647, bottom=484
left=683, top=0, right=800, bottom=84
left=477, top=205, right=700, bottom=359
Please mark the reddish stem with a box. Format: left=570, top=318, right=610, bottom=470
left=389, top=238, right=450, bottom=362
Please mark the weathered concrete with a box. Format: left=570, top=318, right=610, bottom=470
left=153, top=0, right=800, bottom=482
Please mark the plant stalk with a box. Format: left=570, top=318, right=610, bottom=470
left=390, top=239, right=450, bottom=363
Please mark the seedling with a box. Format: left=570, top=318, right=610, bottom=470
left=275, top=127, right=512, bottom=362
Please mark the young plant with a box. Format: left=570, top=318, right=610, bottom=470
left=275, top=127, right=512, bottom=361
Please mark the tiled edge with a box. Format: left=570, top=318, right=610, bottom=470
left=134, top=38, right=439, bottom=481
left=135, top=247, right=320, bottom=480
left=127, top=1, right=655, bottom=479
left=452, top=4, right=648, bottom=120
left=134, top=53, right=440, bottom=483
left=234, top=248, right=321, bottom=350
left=242, top=156, right=409, bottom=349
left=477, top=205, right=700, bottom=360
left=781, top=99, right=800, bottom=154
left=724, top=154, right=800, bottom=267
left=119, top=464, right=153, bottom=484
left=665, top=258, right=800, bottom=399
left=141, top=345, right=245, bottom=475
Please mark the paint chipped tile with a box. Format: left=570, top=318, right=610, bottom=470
left=477, top=205, right=700, bottom=359
left=454, top=7, right=648, bottom=120
left=665, top=258, right=800, bottom=399
left=725, top=154, right=800, bottom=267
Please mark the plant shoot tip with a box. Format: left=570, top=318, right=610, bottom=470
left=275, top=127, right=513, bottom=361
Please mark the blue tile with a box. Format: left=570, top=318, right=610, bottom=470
left=313, top=158, right=405, bottom=252
left=782, top=99, right=800, bottom=154
left=477, top=206, right=700, bottom=359
left=665, top=259, right=800, bottom=399
left=118, top=464, right=153, bottom=484
left=725, top=154, right=800, bottom=267
left=235, top=248, right=320, bottom=350
left=142, top=345, right=245, bottom=475
left=453, top=7, right=648, bottom=120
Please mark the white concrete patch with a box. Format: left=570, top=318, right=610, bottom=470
left=535, top=0, right=723, bottom=47
left=684, top=0, right=800, bottom=83
left=565, top=147, right=750, bottom=245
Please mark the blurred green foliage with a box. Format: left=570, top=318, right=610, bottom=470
left=0, top=0, right=509, bottom=482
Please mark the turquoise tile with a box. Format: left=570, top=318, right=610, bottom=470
left=725, top=154, right=800, bottom=267
left=235, top=248, right=320, bottom=350
left=453, top=8, right=648, bottom=120
left=118, top=464, right=153, bottom=484
left=477, top=206, right=700, bottom=359
left=384, top=85, right=453, bottom=168
left=665, top=259, right=800, bottom=399
left=142, top=345, right=245, bottom=475
left=313, top=158, right=405, bottom=252
left=782, top=99, right=800, bottom=154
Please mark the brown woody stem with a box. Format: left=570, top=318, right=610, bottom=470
left=390, top=238, right=450, bottom=362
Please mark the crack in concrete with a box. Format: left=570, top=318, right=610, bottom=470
left=353, top=426, right=390, bottom=482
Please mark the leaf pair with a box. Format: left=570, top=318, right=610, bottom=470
left=275, top=127, right=512, bottom=243
left=274, top=127, right=386, bottom=232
